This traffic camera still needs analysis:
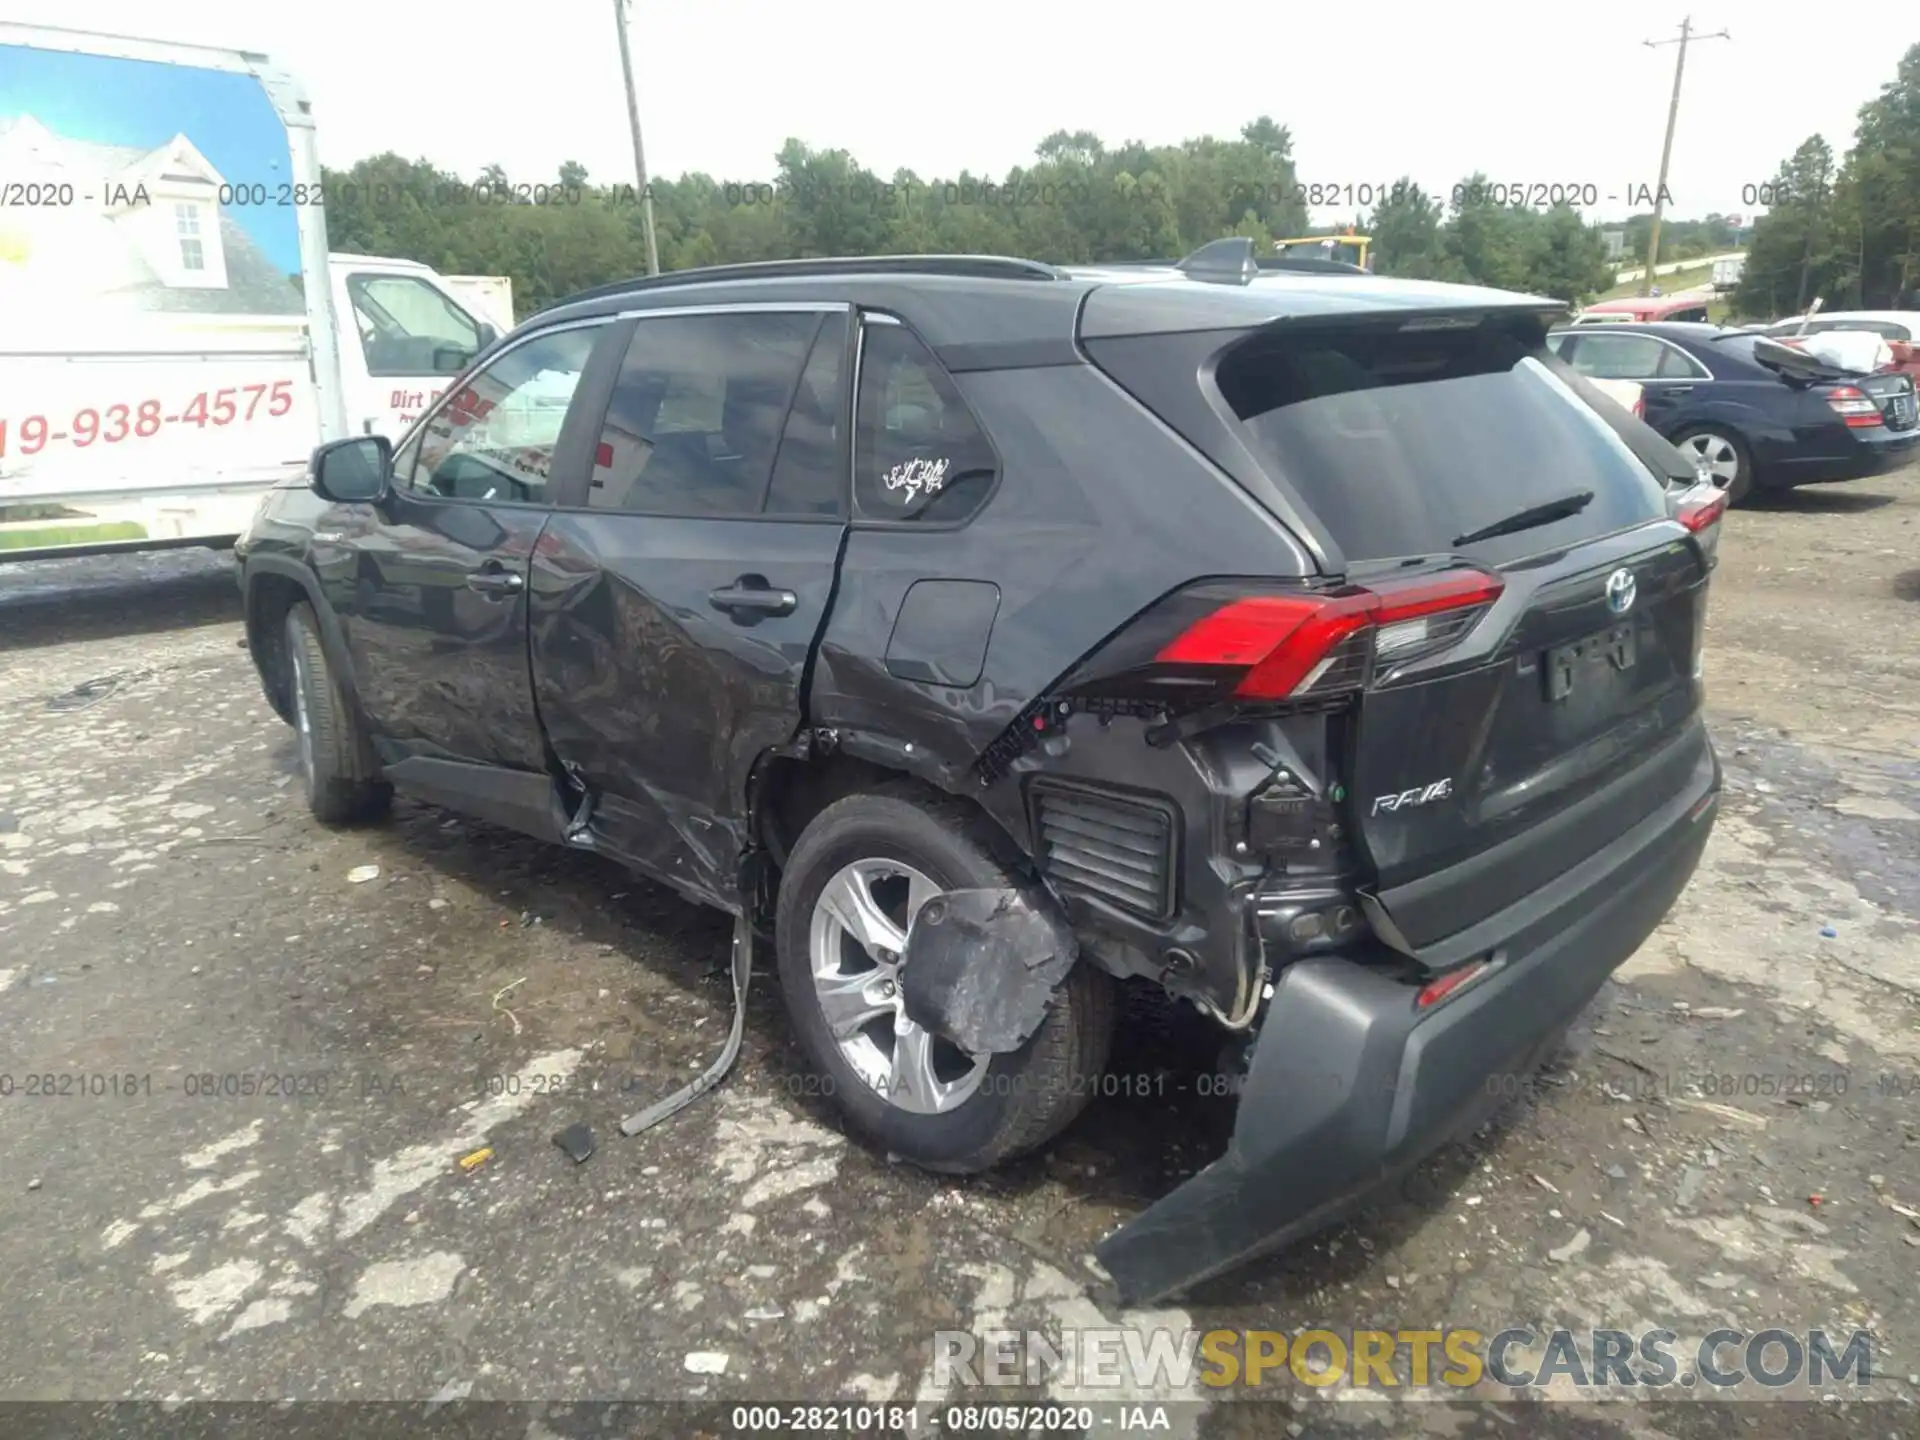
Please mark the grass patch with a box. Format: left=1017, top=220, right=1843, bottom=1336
left=0, top=521, right=147, bottom=550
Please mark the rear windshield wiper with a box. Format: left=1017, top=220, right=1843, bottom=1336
left=1452, top=490, right=1595, bottom=548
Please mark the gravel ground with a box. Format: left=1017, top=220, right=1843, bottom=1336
left=1, top=482, right=1917, bottom=1438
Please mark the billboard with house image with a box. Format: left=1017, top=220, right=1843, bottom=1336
left=0, top=42, right=305, bottom=333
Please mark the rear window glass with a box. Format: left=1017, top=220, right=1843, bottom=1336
left=1216, top=321, right=1669, bottom=563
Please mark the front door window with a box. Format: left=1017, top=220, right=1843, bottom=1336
left=402, top=327, right=599, bottom=504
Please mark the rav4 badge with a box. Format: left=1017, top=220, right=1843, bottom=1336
left=1371, top=779, right=1454, bottom=816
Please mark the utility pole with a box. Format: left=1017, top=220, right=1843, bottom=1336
left=612, top=0, right=660, bottom=276
left=1640, top=17, right=1729, bottom=295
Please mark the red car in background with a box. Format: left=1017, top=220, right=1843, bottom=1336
left=1572, top=294, right=1716, bottom=326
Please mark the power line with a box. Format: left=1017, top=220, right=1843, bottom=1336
left=1640, top=16, right=1730, bottom=296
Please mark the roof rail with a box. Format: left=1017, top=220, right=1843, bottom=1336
left=542, top=253, right=1066, bottom=312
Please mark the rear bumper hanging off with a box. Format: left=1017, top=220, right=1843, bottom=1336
left=1096, top=758, right=1719, bottom=1306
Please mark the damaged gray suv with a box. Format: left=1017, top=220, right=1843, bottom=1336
left=236, top=238, right=1727, bottom=1303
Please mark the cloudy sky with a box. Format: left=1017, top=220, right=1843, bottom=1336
left=10, top=1, right=1917, bottom=224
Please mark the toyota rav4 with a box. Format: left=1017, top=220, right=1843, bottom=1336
left=235, top=239, right=1726, bottom=1302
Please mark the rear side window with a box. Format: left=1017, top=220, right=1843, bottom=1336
left=1216, top=320, right=1669, bottom=563
left=1564, top=333, right=1704, bottom=381
left=854, top=321, right=998, bottom=523
left=587, top=312, right=821, bottom=516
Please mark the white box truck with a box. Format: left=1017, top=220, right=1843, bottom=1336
left=441, top=274, right=516, bottom=334
left=0, top=24, right=513, bottom=559
left=1712, top=254, right=1746, bottom=291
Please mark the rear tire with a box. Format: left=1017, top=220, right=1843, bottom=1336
left=1672, top=425, right=1752, bottom=503
left=774, top=786, right=1113, bottom=1173
left=284, top=602, right=392, bottom=826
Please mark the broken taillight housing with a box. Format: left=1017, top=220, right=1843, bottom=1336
left=1417, top=957, right=1492, bottom=1009
left=1153, top=569, right=1505, bottom=701
left=1673, top=482, right=1728, bottom=534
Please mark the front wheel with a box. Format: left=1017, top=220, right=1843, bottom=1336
left=284, top=602, right=392, bottom=826
left=1673, top=426, right=1752, bottom=503
left=774, top=787, right=1113, bottom=1173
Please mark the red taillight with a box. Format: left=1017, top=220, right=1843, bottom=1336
left=1155, top=569, right=1504, bottom=701
left=1674, top=482, right=1728, bottom=533
left=1417, top=958, right=1491, bottom=1009
left=1824, top=384, right=1884, bottom=428
left=1633, top=395, right=1646, bottom=420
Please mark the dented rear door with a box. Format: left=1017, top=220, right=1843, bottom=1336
left=530, top=306, right=852, bottom=906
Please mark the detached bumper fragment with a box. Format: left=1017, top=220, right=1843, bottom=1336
left=1097, top=767, right=1718, bottom=1306
left=900, top=886, right=1079, bottom=1055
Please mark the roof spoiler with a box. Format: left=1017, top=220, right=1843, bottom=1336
left=1173, top=237, right=1369, bottom=286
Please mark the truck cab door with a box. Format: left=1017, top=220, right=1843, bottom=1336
left=529, top=306, right=852, bottom=907
left=333, top=266, right=491, bottom=440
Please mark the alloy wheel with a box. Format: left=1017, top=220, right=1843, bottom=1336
left=289, top=642, right=316, bottom=790
left=806, top=858, right=989, bottom=1114
left=1678, top=431, right=1741, bottom=491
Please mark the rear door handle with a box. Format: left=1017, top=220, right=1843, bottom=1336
left=708, top=580, right=797, bottom=617
left=466, top=567, right=524, bottom=597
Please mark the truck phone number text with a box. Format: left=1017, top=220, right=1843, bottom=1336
left=0, top=383, right=297, bottom=460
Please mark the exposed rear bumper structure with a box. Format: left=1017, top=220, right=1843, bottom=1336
left=1096, top=746, right=1720, bottom=1305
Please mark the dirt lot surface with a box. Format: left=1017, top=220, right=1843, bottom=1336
left=2, top=481, right=1918, bottom=1438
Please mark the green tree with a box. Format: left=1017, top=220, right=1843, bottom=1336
left=1733, top=136, right=1837, bottom=318
left=775, top=139, right=892, bottom=257
left=1367, top=178, right=1447, bottom=278
left=1834, top=44, right=1920, bottom=307
left=1520, top=204, right=1615, bottom=304
left=1444, top=173, right=1532, bottom=290
left=315, top=118, right=1739, bottom=316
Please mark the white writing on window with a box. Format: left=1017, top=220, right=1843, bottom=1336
left=882, top=456, right=949, bottom=503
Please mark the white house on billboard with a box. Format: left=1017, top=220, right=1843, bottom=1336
left=0, top=115, right=300, bottom=317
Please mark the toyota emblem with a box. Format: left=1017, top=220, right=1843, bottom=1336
left=1605, top=567, right=1637, bottom=616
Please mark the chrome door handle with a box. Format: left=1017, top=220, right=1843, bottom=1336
left=707, top=584, right=797, bottom=617
left=466, top=569, right=524, bottom=597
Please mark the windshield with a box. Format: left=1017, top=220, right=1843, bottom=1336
left=1216, top=318, right=1670, bottom=564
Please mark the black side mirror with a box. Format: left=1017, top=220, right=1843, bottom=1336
left=432, top=344, right=476, bottom=375
left=311, top=434, right=392, bottom=505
